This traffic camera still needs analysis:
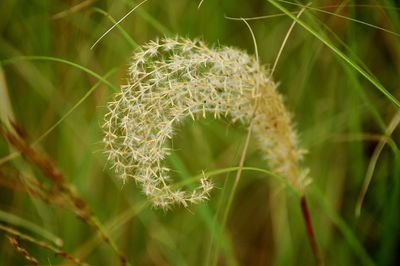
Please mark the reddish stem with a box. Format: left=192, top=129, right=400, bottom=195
left=301, top=195, right=324, bottom=266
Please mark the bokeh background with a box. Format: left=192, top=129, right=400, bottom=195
left=1, top=0, right=400, bottom=265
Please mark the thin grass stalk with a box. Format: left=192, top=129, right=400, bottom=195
left=0, top=125, right=130, bottom=266
left=1, top=224, right=89, bottom=266
left=300, top=196, right=323, bottom=266
left=267, top=0, right=400, bottom=108
left=6, top=235, right=40, bottom=266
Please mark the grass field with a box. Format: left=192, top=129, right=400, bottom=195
left=1, top=0, right=400, bottom=265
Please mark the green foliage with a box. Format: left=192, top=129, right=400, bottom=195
left=0, top=0, right=399, bottom=265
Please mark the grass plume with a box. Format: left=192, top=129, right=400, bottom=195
left=103, top=37, right=309, bottom=209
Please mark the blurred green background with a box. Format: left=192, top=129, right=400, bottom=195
left=1, top=0, right=400, bottom=265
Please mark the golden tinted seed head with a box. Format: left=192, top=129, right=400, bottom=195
left=103, top=37, right=309, bottom=209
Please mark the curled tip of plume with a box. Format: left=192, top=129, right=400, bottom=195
left=103, top=36, right=309, bottom=209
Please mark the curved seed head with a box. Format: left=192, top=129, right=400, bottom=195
left=103, top=37, right=309, bottom=209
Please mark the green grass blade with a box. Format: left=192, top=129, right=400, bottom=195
left=167, top=152, right=238, bottom=266
left=309, top=188, right=375, bottom=266
left=267, top=0, right=400, bottom=109
left=92, top=8, right=139, bottom=49
left=0, top=56, right=118, bottom=92
left=0, top=210, right=62, bottom=247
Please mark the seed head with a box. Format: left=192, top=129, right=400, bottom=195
left=103, top=37, right=309, bottom=209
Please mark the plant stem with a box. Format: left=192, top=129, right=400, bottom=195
left=300, top=195, right=323, bottom=266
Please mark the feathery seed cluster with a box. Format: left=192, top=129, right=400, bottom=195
left=103, top=37, right=308, bottom=209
